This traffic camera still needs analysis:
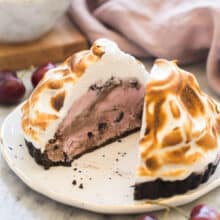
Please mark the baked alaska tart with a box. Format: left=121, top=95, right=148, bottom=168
left=21, top=39, right=148, bottom=169
left=134, top=59, right=220, bottom=200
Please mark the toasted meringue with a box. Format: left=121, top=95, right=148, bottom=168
left=137, top=59, right=220, bottom=183
left=21, top=39, right=148, bottom=154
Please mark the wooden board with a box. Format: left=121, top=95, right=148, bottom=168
left=0, top=16, right=88, bottom=70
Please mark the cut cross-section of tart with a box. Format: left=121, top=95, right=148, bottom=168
left=135, top=59, right=220, bottom=200
left=21, top=39, right=149, bottom=169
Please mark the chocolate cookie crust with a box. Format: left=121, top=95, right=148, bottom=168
left=134, top=162, right=219, bottom=200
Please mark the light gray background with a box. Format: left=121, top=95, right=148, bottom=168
left=0, top=61, right=219, bottom=220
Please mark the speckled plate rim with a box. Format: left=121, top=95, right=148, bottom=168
left=1, top=104, right=220, bottom=214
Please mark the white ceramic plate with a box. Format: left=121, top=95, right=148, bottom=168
left=1, top=104, right=220, bottom=214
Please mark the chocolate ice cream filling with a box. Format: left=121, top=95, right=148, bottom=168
left=45, top=77, right=145, bottom=163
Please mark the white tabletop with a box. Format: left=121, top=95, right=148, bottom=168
left=0, top=61, right=219, bottom=220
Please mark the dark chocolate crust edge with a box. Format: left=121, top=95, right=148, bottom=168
left=134, top=161, right=219, bottom=200
left=25, top=127, right=140, bottom=170
left=25, top=140, right=72, bottom=169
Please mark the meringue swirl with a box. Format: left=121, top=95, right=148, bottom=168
left=137, top=59, right=220, bottom=181
left=21, top=39, right=148, bottom=152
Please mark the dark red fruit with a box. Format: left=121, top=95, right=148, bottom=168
left=138, top=215, right=157, bottom=220
left=0, top=71, right=25, bottom=105
left=0, top=70, right=17, bottom=78
left=190, top=204, right=220, bottom=220
left=31, top=63, right=55, bottom=87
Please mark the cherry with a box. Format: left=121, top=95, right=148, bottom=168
left=0, top=71, right=25, bottom=105
left=0, top=70, right=17, bottom=78
left=190, top=204, right=220, bottom=220
left=31, top=62, right=55, bottom=87
left=138, top=214, right=157, bottom=220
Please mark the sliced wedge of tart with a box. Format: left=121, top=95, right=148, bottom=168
left=21, top=39, right=148, bottom=169
left=135, top=59, right=220, bottom=199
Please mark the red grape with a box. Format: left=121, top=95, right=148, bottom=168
left=0, top=72, right=25, bottom=105
left=31, top=63, right=55, bottom=87
left=138, top=215, right=157, bottom=220
left=190, top=204, right=220, bottom=220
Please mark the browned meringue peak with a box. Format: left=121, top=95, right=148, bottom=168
left=138, top=59, right=220, bottom=180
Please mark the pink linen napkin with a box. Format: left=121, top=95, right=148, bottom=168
left=69, top=0, right=220, bottom=95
